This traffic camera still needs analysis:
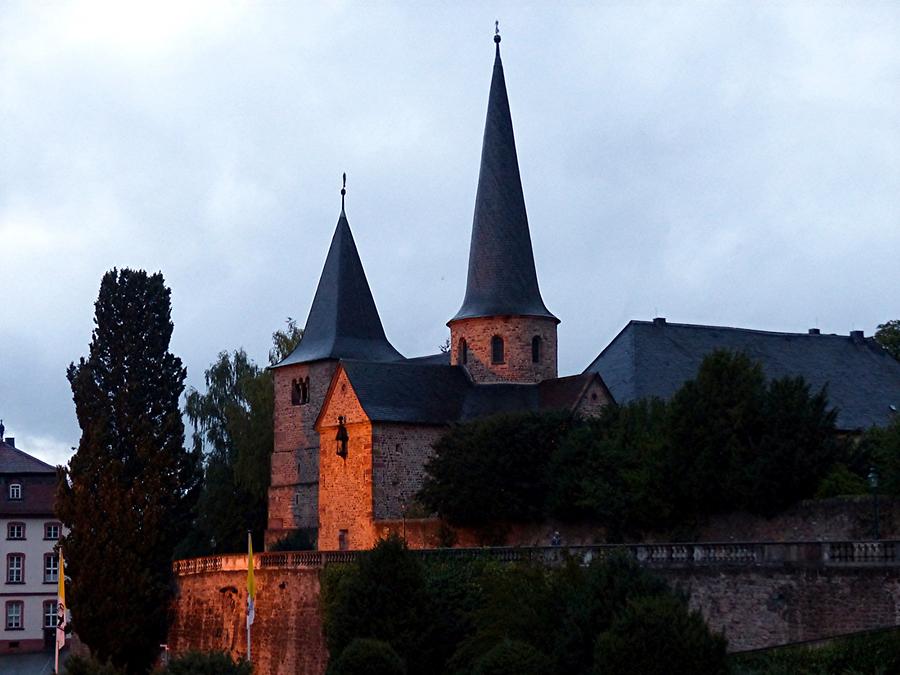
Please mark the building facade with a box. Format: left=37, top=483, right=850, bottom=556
left=0, top=434, right=62, bottom=654
left=265, top=34, right=900, bottom=551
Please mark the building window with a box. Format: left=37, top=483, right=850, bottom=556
left=44, top=553, right=59, bottom=583
left=532, top=335, right=542, bottom=363
left=459, top=338, right=468, bottom=365
left=6, top=601, right=23, bottom=630
left=7, top=554, right=24, bottom=583
left=9, top=483, right=21, bottom=500
left=491, top=335, right=504, bottom=364
left=7, top=522, right=24, bottom=540
left=338, top=529, right=349, bottom=551
left=336, top=416, right=349, bottom=459
left=44, top=523, right=61, bottom=540
left=44, top=601, right=58, bottom=628
left=291, top=377, right=311, bottom=405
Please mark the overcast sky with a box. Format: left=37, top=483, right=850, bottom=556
left=2, top=2, right=898, bottom=466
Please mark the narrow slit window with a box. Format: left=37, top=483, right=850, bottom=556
left=532, top=336, right=542, bottom=363
left=459, top=338, right=468, bottom=365
left=491, top=335, right=504, bottom=364
left=291, top=379, right=302, bottom=406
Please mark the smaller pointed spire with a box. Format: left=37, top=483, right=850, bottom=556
left=341, top=172, right=347, bottom=212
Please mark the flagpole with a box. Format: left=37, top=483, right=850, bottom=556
left=246, top=530, right=255, bottom=665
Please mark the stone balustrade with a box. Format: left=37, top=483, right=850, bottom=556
left=172, top=539, right=900, bottom=576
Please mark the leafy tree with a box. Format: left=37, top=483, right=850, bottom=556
left=323, top=535, right=431, bottom=674
left=418, top=411, right=577, bottom=530
left=63, top=655, right=123, bottom=675
left=875, top=320, right=900, bottom=362
left=161, top=651, right=252, bottom=675
left=180, top=319, right=303, bottom=556
left=58, top=269, right=202, bottom=673
left=593, top=594, right=728, bottom=675
left=472, top=640, right=552, bottom=675
left=328, top=639, right=407, bottom=675
left=858, top=416, right=900, bottom=496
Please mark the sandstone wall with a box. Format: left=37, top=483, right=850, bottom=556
left=169, top=565, right=327, bottom=675
left=449, top=315, right=558, bottom=384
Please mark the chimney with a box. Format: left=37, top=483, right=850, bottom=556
left=808, top=328, right=820, bottom=335
left=4, top=437, right=14, bottom=448
left=653, top=317, right=667, bottom=326
left=850, top=330, right=865, bottom=343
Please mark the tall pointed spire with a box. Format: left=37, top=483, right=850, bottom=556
left=275, top=177, right=403, bottom=366
left=451, top=29, right=557, bottom=323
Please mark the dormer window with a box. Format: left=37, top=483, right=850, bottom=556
left=491, top=335, right=505, bottom=364
left=532, top=336, right=542, bottom=363
left=459, top=338, right=468, bottom=365
left=8, top=483, right=21, bottom=500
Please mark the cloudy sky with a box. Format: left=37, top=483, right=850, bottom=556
left=2, top=1, right=898, bottom=466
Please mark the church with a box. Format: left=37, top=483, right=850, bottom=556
left=265, top=34, right=900, bottom=551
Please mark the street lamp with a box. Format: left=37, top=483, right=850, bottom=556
left=868, top=467, right=880, bottom=541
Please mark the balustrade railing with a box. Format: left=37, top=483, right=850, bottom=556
left=172, top=540, right=900, bottom=576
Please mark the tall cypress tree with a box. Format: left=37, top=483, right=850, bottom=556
left=58, top=269, right=201, bottom=673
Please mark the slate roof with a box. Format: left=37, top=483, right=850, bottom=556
left=451, top=37, right=556, bottom=323
left=274, top=209, right=403, bottom=367
left=585, top=319, right=900, bottom=430
left=0, top=440, right=56, bottom=474
left=332, top=361, right=593, bottom=426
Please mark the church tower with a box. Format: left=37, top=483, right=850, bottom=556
left=448, top=31, right=559, bottom=384
left=267, top=182, right=401, bottom=548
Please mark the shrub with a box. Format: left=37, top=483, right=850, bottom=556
left=160, top=651, right=251, bottom=675
left=64, top=655, right=123, bottom=675
left=594, top=594, right=728, bottom=675
left=323, top=535, right=430, bottom=674
left=270, top=528, right=316, bottom=551
left=327, top=639, right=406, bottom=675
left=472, top=639, right=552, bottom=675
left=418, top=411, right=578, bottom=528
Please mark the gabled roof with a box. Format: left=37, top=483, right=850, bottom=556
left=321, top=360, right=595, bottom=426
left=585, top=319, right=900, bottom=430
left=274, top=209, right=403, bottom=367
left=0, top=439, right=56, bottom=474
left=451, top=36, right=556, bottom=323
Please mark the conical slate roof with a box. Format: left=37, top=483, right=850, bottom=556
left=451, top=37, right=557, bottom=323
left=275, top=209, right=403, bottom=367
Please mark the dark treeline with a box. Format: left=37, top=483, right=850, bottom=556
left=420, top=350, right=899, bottom=540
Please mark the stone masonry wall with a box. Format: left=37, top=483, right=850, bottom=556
left=317, top=368, right=375, bottom=550
left=574, top=378, right=614, bottom=417
left=268, top=360, right=338, bottom=547
left=661, top=566, right=900, bottom=652
left=169, top=565, right=326, bottom=675
left=449, top=315, right=557, bottom=384
left=372, top=424, right=445, bottom=521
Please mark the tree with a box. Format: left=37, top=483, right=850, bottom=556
left=328, top=639, right=407, bottom=675
left=180, top=318, right=303, bottom=556
left=875, top=320, right=900, bottom=362
left=418, top=411, right=577, bottom=531
left=58, top=269, right=202, bottom=673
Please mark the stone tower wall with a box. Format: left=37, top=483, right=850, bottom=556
left=316, top=369, right=376, bottom=551
left=448, top=315, right=558, bottom=384
left=267, top=360, right=337, bottom=548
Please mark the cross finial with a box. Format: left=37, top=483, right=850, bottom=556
left=341, top=172, right=347, bottom=211
left=494, top=21, right=501, bottom=45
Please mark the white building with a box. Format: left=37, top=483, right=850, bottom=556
left=0, top=432, right=63, bottom=655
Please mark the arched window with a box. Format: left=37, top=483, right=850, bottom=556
left=491, top=335, right=504, bottom=364
left=291, top=379, right=302, bottom=406
left=459, top=338, right=468, bottom=365
left=302, top=376, right=311, bottom=404
left=532, top=335, right=542, bottom=363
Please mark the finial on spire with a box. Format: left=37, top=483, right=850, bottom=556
left=494, top=20, right=501, bottom=45
left=341, top=172, right=347, bottom=211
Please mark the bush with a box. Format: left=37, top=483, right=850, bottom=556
left=472, top=640, right=552, bottom=675
left=160, top=650, right=251, bottom=675
left=270, top=528, right=316, bottom=551
left=418, top=411, right=578, bottom=529
left=327, top=639, right=406, bottom=675
left=64, top=655, right=123, bottom=675
left=323, top=535, right=431, bottom=674
left=816, top=463, right=869, bottom=498
left=594, top=594, right=728, bottom=675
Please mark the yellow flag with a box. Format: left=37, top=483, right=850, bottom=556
left=56, top=549, right=67, bottom=649
left=247, top=532, right=256, bottom=627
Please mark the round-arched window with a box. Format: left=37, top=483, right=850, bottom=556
left=532, top=335, right=542, bottom=363
left=459, top=338, right=468, bottom=365
left=491, top=335, right=505, bottom=364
